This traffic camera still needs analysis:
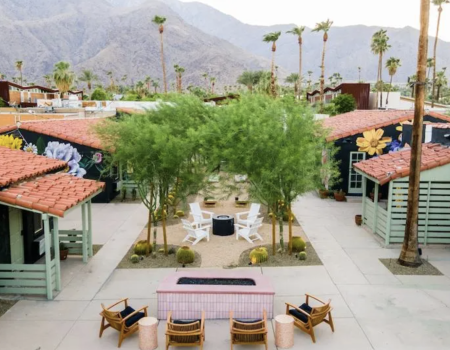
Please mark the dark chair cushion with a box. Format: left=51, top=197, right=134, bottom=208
left=288, top=303, right=312, bottom=324
left=300, top=303, right=313, bottom=314
left=173, top=319, right=201, bottom=325
left=124, top=312, right=145, bottom=327
left=120, top=306, right=135, bottom=319
left=235, top=319, right=263, bottom=324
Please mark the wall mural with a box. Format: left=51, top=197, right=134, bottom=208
left=356, top=129, right=392, bottom=156
left=45, top=141, right=87, bottom=178
left=0, top=134, right=23, bottom=150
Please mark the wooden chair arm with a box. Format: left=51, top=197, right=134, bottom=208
left=305, top=293, right=327, bottom=305
left=105, top=298, right=128, bottom=310
left=285, top=303, right=311, bottom=318
left=166, top=328, right=202, bottom=336
left=231, top=328, right=267, bottom=335
left=121, top=306, right=148, bottom=322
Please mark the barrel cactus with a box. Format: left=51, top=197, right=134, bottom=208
left=291, top=237, right=306, bottom=253
left=176, top=246, right=195, bottom=264
left=249, top=247, right=269, bottom=264
left=130, top=254, right=140, bottom=264
left=175, top=210, right=185, bottom=217
left=298, top=251, right=307, bottom=261
left=134, top=240, right=152, bottom=255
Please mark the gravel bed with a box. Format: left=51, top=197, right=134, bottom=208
left=117, top=244, right=201, bottom=269
left=380, top=258, right=443, bottom=275
left=0, top=300, right=17, bottom=318
left=235, top=243, right=322, bottom=267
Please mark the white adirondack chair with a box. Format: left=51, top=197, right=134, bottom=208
left=236, top=203, right=261, bottom=226
left=235, top=217, right=263, bottom=244
left=181, top=219, right=210, bottom=245
left=189, top=202, right=214, bottom=227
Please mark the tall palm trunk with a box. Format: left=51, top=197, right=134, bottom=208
left=159, top=27, right=168, bottom=93
left=271, top=43, right=277, bottom=97
left=386, top=74, right=394, bottom=107
left=319, top=38, right=327, bottom=110
left=298, top=37, right=303, bottom=99
left=378, top=52, right=383, bottom=108
left=398, top=0, right=430, bottom=267
left=431, top=5, right=443, bottom=107
left=146, top=183, right=154, bottom=256
left=19, top=69, right=23, bottom=86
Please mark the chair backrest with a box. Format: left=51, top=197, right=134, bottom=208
left=231, top=309, right=266, bottom=343
left=189, top=202, right=201, bottom=216
left=248, top=218, right=263, bottom=233
left=101, top=304, right=123, bottom=331
left=167, top=319, right=202, bottom=344
left=310, top=301, right=332, bottom=326
left=249, top=203, right=261, bottom=217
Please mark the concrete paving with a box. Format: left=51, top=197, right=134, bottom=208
left=1, top=195, right=450, bottom=350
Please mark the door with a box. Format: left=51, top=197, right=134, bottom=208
left=0, top=206, right=11, bottom=264
left=348, top=152, right=366, bottom=194
left=9, top=208, right=24, bottom=264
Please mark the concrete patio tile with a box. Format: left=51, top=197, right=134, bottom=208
left=0, top=300, right=89, bottom=321
left=279, top=318, right=372, bottom=350
left=94, top=269, right=177, bottom=299
left=0, top=320, right=74, bottom=350
left=395, top=275, right=450, bottom=286
left=274, top=294, right=353, bottom=318
left=423, top=288, right=450, bottom=308
left=345, top=248, right=399, bottom=275
left=364, top=274, right=401, bottom=285
left=79, top=298, right=158, bottom=321
left=262, top=266, right=340, bottom=295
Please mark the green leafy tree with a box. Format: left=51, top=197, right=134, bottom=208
left=53, top=61, right=75, bottom=97
left=436, top=70, right=448, bottom=101
left=385, top=57, right=402, bottom=107
left=237, top=71, right=263, bottom=93
left=152, top=15, right=168, bottom=93
left=286, top=25, right=306, bottom=98
left=333, top=94, right=356, bottom=115
left=262, top=32, right=282, bottom=97
left=371, top=29, right=391, bottom=108
left=91, top=87, right=108, bottom=100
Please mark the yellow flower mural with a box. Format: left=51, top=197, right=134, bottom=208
left=0, top=134, right=23, bottom=150
left=356, top=129, right=392, bottom=156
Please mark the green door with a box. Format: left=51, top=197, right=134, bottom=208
left=9, top=208, right=24, bottom=264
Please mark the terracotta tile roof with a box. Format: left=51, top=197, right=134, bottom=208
left=428, top=123, right=450, bottom=129
left=0, top=173, right=105, bottom=217
left=19, top=118, right=107, bottom=150
left=0, top=125, right=17, bottom=134
left=0, top=147, right=67, bottom=187
left=323, top=110, right=450, bottom=142
left=353, top=143, right=450, bottom=185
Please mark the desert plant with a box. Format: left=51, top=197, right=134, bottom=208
left=249, top=247, right=269, bottom=264
left=134, top=240, right=152, bottom=256
left=91, top=87, right=108, bottom=101
left=333, top=94, right=356, bottom=114
left=298, top=251, right=307, bottom=260
left=291, top=237, right=306, bottom=253
left=175, top=210, right=185, bottom=217
left=168, top=246, right=176, bottom=255
left=176, top=246, right=195, bottom=264
left=130, top=254, right=140, bottom=264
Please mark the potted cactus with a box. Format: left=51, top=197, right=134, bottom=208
left=59, top=242, right=69, bottom=260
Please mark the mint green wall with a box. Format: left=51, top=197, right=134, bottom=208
left=8, top=208, right=24, bottom=264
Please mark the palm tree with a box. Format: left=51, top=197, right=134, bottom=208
left=408, top=75, right=417, bottom=97
left=237, top=71, right=263, bottom=93
left=78, top=70, right=97, bottom=92
left=312, top=19, right=333, bottom=110
left=371, top=29, right=391, bottom=108
left=435, top=70, right=448, bottom=101
left=52, top=61, right=75, bottom=98
left=152, top=15, right=168, bottom=93
left=285, top=73, right=300, bottom=96
left=209, top=76, right=216, bottom=94
left=286, top=25, right=306, bottom=98
left=15, top=61, right=23, bottom=86
left=307, top=71, right=313, bottom=91
left=201, top=73, right=209, bottom=91
left=262, top=31, right=282, bottom=97
left=43, top=74, right=52, bottom=87
left=152, top=80, right=160, bottom=94
left=174, top=65, right=185, bottom=93
left=135, top=81, right=146, bottom=98
left=144, top=76, right=152, bottom=91
left=431, top=0, right=449, bottom=107
left=385, top=57, right=402, bottom=107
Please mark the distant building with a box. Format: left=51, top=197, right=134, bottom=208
left=307, top=83, right=370, bottom=110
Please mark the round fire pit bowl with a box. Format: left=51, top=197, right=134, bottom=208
left=212, top=214, right=235, bottom=236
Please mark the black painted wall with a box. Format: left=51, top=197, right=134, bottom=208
left=0, top=205, right=11, bottom=264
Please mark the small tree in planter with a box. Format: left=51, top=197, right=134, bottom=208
left=59, top=242, right=69, bottom=260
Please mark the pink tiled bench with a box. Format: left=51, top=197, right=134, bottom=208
left=157, top=270, right=274, bottom=320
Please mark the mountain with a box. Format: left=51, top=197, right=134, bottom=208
left=161, top=0, right=450, bottom=82
left=0, top=0, right=272, bottom=88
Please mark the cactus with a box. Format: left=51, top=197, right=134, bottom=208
left=134, top=240, right=152, bottom=255
left=298, top=251, right=307, bottom=261
left=175, top=210, right=185, bottom=217
left=249, top=247, right=269, bottom=264
left=130, top=254, right=140, bottom=263
left=176, top=246, right=195, bottom=264
left=291, top=237, right=306, bottom=253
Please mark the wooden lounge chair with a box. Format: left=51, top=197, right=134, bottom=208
left=285, top=294, right=334, bottom=343
left=99, top=298, right=148, bottom=348
left=230, top=310, right=268, bottom=350
left=166, top=311, right=205, bottom=350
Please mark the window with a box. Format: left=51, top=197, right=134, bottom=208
left=348, top=152, right=366, bottom=194
left=33, top=213, right=42, bottom=234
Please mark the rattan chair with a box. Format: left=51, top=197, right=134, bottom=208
left=165, top=311, right=205, bottom=350
left=230, top=309, right=268, bottom=350
left=99, top=298, right=148, bottom=348
left=285, top=294, right=334, bottom=343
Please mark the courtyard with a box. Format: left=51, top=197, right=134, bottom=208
left=1, top=194, right=449, bottom=350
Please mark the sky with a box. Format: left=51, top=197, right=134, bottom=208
left=180, top=0, right=450, bottom=42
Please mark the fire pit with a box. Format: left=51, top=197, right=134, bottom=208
left=157, top=271, right=274, bottom=320
left=212, top=214, right=234, bottom=236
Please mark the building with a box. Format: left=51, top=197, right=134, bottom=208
left=307, top=83, right=370, bottom=110
left=0, top=118, right=119, bottom=202
left=0, top=147, right=104, bottom=299
left=323, top=110, right=450, bottom=196
left=0, top=81, right=83, bottom=107
left=353, top=143, right=450, bottom=245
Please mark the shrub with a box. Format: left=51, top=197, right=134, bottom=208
left=134, top=240, right=152, bottom=255
left=130, top=254, right=140, bottom=263
left=298, top=251, right=307, bottom=261
left=291, top=237, right=306, bottom=253
left=176, top=246, right=195, bottom=264
left=91, top=88, right=108, bottom=101
left=168, top=247, right=176, bottom=255
left=333, top=94, right=356, bottom=115
left=249, top=247, right=269, bottom=264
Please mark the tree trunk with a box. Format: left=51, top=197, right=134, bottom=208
left=319, top=39, right=327, bottom=111
left=278, top=215, right=284, bottom=253
left=162, top=204, right=168, bottom=256
left=386, top=74, right=393, bottom=107
left=378, top=53, right=383, bottom=108
left=431, top=6, right=442, bottom=108
left=146, top=183, right=154, bottom=256
left=272, top=206, right=276, bottom=256
left=271, top=49, right=276, bottom=97
left=298, top=39, right=303, bottom=99
left=437, top=85, right=441, bottom=101
left=398, top=0, right=430, bottom=267
left=160, top=32, right=168, bottom=93
left=288, top=205, right=293, bottom=255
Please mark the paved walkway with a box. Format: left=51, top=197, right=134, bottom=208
left=1, top=195, right=450, bottom=350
